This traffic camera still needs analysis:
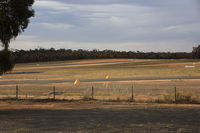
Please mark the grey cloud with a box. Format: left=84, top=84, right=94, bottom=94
left=12, top=0, right=200, bottom=52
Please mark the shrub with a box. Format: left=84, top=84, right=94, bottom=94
left=176, top=92, right=199, bottom=104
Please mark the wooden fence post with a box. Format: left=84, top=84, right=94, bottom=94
left=92, top=86, right=94, bottom=99
left=175, top=87, right=177, bottom=104
left=53, top=86, right=56, bottom=100
left=16, top=85, right=18, bottom=100
left=131, top=85, right=134, bottom=101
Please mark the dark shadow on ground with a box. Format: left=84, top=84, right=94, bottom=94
left=0, top=107, right=199, bottom=133
left=5, top=72, right=42, bottom=75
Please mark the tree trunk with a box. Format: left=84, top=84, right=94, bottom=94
left=4, top=43, right=9, bottom=51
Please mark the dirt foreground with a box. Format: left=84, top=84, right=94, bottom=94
left=0, top=100, right=199, bottom=133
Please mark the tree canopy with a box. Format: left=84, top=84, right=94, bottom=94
left=0, top=0, right=34, bottom=75
left=0, top=0, right=34, bottom=50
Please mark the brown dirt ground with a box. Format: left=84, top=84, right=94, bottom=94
left=0, top=100, right=199, bottom=133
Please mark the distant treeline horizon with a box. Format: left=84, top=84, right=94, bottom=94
left=13, top=48, right=195, bottom=63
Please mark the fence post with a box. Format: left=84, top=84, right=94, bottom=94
left=92, top=86, right=94, bottom=99
left=53, top=86, right=56, bottom=100
left=174, top=87, right=177, bottom=104
left=131, top=85, right=134, bottom=101
left=16, top=85, right=18, bottom=100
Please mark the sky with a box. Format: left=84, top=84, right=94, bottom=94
left=9, top=0, right=200, bottom=52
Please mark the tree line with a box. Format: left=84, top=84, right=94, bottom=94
left=13, top=48, right=195, bottom=63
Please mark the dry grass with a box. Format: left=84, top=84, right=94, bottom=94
left=0, top=59, right=200, bottom=103
left=1, top=59, right=200, bottom=81
left=1, top=59, right=200, bottom=133
left=0, top=79, right=200, bottom=103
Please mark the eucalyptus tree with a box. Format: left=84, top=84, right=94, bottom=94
left=0, top=0, right=34, bottom=74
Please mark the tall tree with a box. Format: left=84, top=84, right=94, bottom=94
left=0, top=0, right=34, bottom=74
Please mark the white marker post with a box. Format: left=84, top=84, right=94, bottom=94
left=105, top=75, right=111, bottom=99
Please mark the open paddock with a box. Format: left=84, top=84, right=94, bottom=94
left=0, top=59, right=200, bottom=103
left=1, top=59, right=200, bottom=81
left=0, top=59, right=200, bottom=132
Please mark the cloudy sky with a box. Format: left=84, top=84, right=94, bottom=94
left=10, top=0, right=200, bottom=52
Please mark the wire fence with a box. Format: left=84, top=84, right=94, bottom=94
left=0, top=79, right=200, bottom=103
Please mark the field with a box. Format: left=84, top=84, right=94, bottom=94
left=3, top=59, right=200, bottom=80
left=0, top=59, right=200, bottom=132
left=0, top=59, right=200, bottom=102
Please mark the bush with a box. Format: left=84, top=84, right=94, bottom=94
left=176, top=92, right=199, bottom=104
left=153, top=92, right=200, bottom=104
left=163, top=93, right=174, bottom=103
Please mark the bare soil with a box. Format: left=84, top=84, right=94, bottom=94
left=0, top=100, right=199, bottom=133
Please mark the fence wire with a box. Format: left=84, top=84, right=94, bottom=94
left=0, top=79, right=199, bottom=103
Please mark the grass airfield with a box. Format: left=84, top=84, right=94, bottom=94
left=3, top=58, right=200, bottom=81
left=0, top=59, right=200, bottom=101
